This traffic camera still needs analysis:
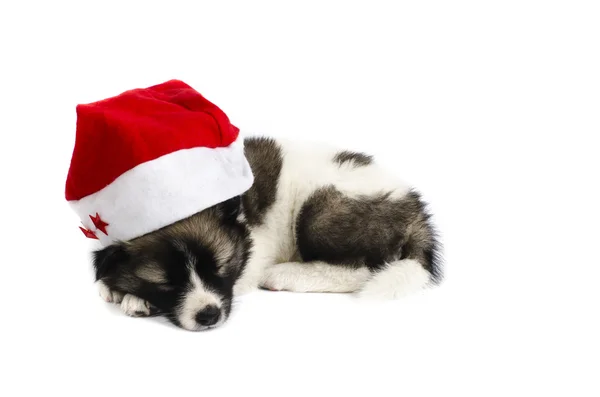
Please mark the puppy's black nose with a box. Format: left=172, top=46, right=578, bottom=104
left=195, top=305, right=221, bottom=326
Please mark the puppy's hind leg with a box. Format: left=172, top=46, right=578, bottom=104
left=260, top=261, right=371, bottom=293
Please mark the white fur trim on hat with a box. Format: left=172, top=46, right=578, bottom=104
left=69, top=139, right=253, bottom=246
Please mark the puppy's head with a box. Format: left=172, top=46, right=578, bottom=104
left=93, top=197, right=249, bottom=331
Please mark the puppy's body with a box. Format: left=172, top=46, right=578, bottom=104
left=237, top=137, right=442, bottom=297
left=94, top=137, right=442, bottom=330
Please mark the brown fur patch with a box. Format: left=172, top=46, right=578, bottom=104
left=242, top=137, right=283, bottom=226
left=333, top=150, right=373, bottom=167
left=295, top=187, right=441, bottom=280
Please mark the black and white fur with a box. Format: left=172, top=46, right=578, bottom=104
left=94, top=137, right=443, bottom=331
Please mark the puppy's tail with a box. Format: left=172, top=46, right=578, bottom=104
left=358, top=191, right=444, bottom=300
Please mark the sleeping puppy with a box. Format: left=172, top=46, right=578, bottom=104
left=94, top=137, right=443, bottom=331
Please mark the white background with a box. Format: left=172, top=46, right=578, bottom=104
left=1, top=1, right=599, bottom=396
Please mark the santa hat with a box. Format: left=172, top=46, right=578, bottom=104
left=65, top=79, right=254, bottom=246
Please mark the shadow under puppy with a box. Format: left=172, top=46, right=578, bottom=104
left=66, top=80, right=443, bottom=332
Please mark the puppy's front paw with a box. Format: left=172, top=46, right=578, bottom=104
left=120, top=294, right=152, bottom=317
left=259, top=265, right=291, bottom=292
left=97, top=280, right=124, bottom=303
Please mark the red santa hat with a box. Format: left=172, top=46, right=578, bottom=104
left=65, top=79, right=254, bottom=246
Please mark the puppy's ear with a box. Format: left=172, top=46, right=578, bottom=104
left=92, top=243, right=129, bottom=281
left=218, top=196, right=242, bottom=225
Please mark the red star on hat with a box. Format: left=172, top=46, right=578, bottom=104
left=79, top=226, right=98, bottom=240
left=89, top=213, right=109, bottom=235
